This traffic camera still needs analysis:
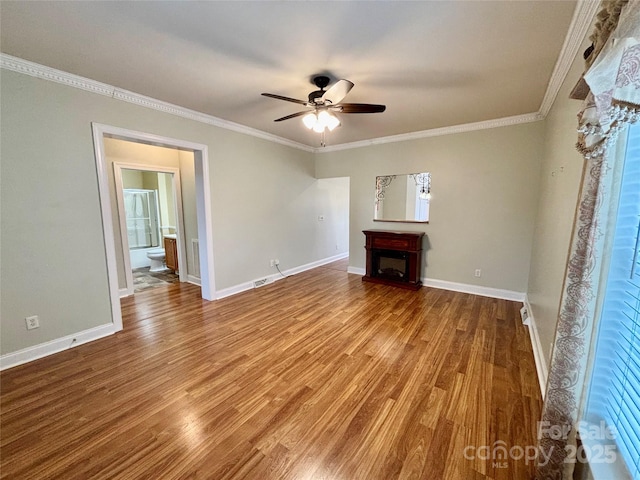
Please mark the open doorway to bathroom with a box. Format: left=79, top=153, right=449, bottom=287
left=109, top=140, right=194, bottom=297
left=92, top=123, right=215, bottom=333
left=117, top=168, right=182, bottom=293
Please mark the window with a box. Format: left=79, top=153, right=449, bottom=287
left=583, top=123, right=640, bottom=479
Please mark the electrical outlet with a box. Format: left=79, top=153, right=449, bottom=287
left=270, top=259, right=275, bottom=267
left=275, top=259, right=280, bottom=266
left=25, top=315, right=40, bottom=330
left=474, top=269, right=482, bottom=278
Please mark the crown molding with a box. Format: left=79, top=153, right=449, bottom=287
left=316, top=0, right=598, bottom=154
left=1, top=0, right=597, bottom=156
left=538, top=0, right=599, bottom=116
left=0, top=54, right=115, bottom=97
left=0, top=54, right=314, bottom=153
left=314, top=112, right=543, bottom=153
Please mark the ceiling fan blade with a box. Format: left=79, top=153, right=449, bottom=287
left=262, top=93, right=309, bottom=106
left=321, top=79, right=354, bottom=105
left=333, top=103, right=386, bottom=114
left=274, top=111, right=309, bottom=122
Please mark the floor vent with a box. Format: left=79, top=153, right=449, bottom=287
left=253, top=278, right=268, bottom=288
left=191, top=239, right=200, bottom=278
left=520, top=306, right=530, bottom=325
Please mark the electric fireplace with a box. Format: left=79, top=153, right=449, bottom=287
left=362, top=230, right=424, bottom=290
left=373, top=249, right=409, bottom=280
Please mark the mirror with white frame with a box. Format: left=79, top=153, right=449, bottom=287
left=374, top=172, right=431, bottom=223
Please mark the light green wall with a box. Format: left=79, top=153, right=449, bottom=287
left=0, top=53, right=587, bottom=364
left=1, top=69, right=337, bottom=355
left=526, top=39, right=590, bottom=366
left=1, top=72, right=113, bottom=354
left=316, top=122, right=544, bottom=293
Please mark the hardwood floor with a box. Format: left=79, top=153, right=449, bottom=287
left=318, top=257, right=349, bottom=272
left=1, top=267, right=542, bottom=479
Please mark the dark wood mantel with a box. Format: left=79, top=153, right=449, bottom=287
left=362, top=230, right=424, bottom=290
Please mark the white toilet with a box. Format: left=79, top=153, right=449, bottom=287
left=147, top=248, right=167, bottom=272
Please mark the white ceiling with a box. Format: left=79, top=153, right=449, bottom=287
left=0, top=1, right=578, bottom=148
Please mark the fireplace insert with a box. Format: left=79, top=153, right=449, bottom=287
left=372, top=249, right=409, bottom=281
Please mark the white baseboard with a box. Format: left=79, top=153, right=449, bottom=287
left=2, top=254, right=349, bottom=368
left=215, top=252, right=349, bottom=300
left=0, top=323, right=116, bottom=371
left=284, top=252, right=348, bottom=277
left=524, top=295, right=548, bottom=398
left=421, top=277, right=526, bottom=302
left=348, top=268, right=525, bottom=302
left=119, top=287, right=133, bottom=298
left=347, top=266, right=366, bottom=275
left=215, top=277, right=272, bottom=300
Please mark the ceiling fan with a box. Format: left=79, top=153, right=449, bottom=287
left=262, top=75, right=386, bottom=144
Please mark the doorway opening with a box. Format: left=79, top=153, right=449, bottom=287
left=92, top=124, right=215, bottom=332
left=114, top=163, right=186, bottom=295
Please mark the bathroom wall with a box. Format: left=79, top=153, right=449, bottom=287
left=178, top=150, right=199, bottom=277
left=104, top=138, right=196, bottom=288
left=156, top=171, right=176, bottom=232
left=122, top=169, right=143, bottom=188
left=121, top=169, right=176, bottom=269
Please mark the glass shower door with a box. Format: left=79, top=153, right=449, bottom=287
left=123, top=189, right=160, bottom=249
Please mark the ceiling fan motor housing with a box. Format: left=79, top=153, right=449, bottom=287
left=308, top=91, right=325, bottom=104
left=313, top=75, right=330, bottom=89
left=309, top=76, right=331, bottom=104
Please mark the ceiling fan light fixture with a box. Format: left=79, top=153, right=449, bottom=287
left=326, top=114, right=340, bottom=131
left=317, top=110, right=332, bottom=125
left=302, top=112, right=317, bottom=129
left=263, top=76, right=384, bottom=143
left=305, top=110, right=340, bottom=132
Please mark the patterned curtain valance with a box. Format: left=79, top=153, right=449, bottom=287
left=536, top=2, right=639, bottom=478
left=570, top=0, right=628, bottom=101
left=587, top=0, right=629, bottom=69
left=577, top=0, right=640, bottom=157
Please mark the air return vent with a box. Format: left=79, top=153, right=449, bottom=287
left=253, top=278, right=268, bottom=288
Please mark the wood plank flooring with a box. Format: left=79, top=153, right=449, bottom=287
left=1, top=264, right=542, bottom=479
